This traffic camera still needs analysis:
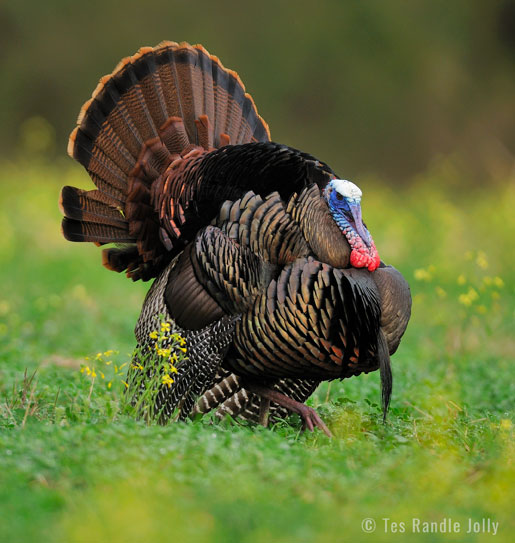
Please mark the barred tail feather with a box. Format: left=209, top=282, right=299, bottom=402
left=62, top=41, right=270, bottom=279
left=68, top=41, right=270, bottom=195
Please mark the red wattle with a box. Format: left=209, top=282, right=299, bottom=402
left=368, top=243, right=381, bottom=271
left=350, top=249, right=366, bottom=268
left=349, top=242, right=380, bottom=272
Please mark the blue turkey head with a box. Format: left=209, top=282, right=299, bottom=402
left=323, top=179, right=380, bottom=271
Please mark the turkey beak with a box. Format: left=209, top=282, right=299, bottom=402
left=349, top=202, right=371, bottom=247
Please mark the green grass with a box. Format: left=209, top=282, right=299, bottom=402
left=0, top=159, right=514, bottom=542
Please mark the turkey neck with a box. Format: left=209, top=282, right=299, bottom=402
left=288, top=185, right=351, bottom=269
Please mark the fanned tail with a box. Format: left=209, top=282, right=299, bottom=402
left=61, top=41, right=270, bottom=280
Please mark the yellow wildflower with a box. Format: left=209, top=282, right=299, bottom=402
left=414, top=268, right=432, bottom=282
left=149, top=330, right=158, bottom=340
left=157, top=348, right=171, bottom=358
left=91, top=370, right=97, bottom=378
left=122, top=381, right=129, bottom=389
left=500, top=419, right=512, bottom=430
left=476, top=251, right=488, bottom=269
left=95, top=352, right=102, bottom=360
left=161, top=322, right=171, bottom=332
left=458, top=287, right=479, bottom=307
left=458, top=293, right=471, bottom=306
left=493, top=276, right=504, bottom=288
left=107, top=381, right=112, bottom=389
left=162, top=374, right=174, bottom=388
left=435, top=286, right=446, bottom=299
left=169, top=364, right=178, bottom=374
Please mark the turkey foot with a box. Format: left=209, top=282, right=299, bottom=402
left=243, top=381, right=332, bottom=437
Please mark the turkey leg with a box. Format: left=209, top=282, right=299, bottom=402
left=258, top=396, right=271, bottom=427
left=243, top=381, right=332, bottom=437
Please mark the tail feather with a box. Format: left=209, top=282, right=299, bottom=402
left=159, top=117, right=190, bottom=154
left=196, top=49, right=215, bottom=137
left=64, top=41, right=270, bottom=279
left=223, top=73, right=244, bottom=144
left=60, top=186, right=123, bottom=221
left=102, top=246, right=139, bottom=273
left=61, top=217, right=134, bottom=243
left=211, top=61, right=229, bottom=146
left=59, top=186, right=126, bottom=227
left=133, top=49, right=169, bottom=131
left=60, top=186, right=132, bottom=244
left=172, top=46, right=205, bottom=143
left=69, top=41, right=270, bottom=180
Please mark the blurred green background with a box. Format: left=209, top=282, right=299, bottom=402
left=1, top=0, right=514, bottom=182
left=1, top=2, right=514, bottom=542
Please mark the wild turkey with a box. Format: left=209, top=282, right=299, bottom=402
left=60, top=41, right=411, bottom=434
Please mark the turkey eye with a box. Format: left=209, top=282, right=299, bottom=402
left=336, top=193, right=343, bottom=201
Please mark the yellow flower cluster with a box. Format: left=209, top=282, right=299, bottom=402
left=156, top=347, right=171, bottom=358
left=435, top=286, right=447, bottom=299
left=161, top=374, right=174, bottom=388
left=458, top=287, right=479, bottom=307
left=457, top=266, right=504, bottom=311
left=414, top=250, right=504, bottom=318
left=78, top=320, right=189, bottom=401
left=482, top=276, right=504, bottom=288
left=414, top=265, right=435, bottom=282
left=79, top=349, right=122, bottom=391
left=80, top=366, right=97, bottom=378
left=148, top=322, right=187, bottom=347
left=475, top=251, right=488, bottom=270
left=161, top=322, right=171, bottom=332
left=500, top=419, right=512, bottom=431
left=146, top=320, right=188, bottom=392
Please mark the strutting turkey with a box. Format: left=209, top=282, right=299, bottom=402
left=60, top=41, right=411, bottom=435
